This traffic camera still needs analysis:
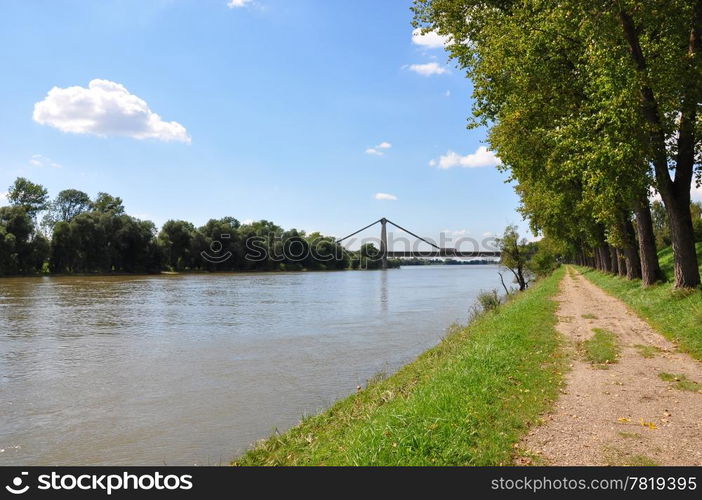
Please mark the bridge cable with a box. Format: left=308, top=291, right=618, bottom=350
left=335, top=219, right=382, bottom=244
left=385, top=219, right=443, bottom=251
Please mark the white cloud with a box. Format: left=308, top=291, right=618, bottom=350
left=0, top=191, right=7, bottom=206
left=443, top=229, right=470, bottom=237
left=374, top=193, right=397, bottom=201
left=408, top=62, right=448, bottom=76
left=227, top=0, right=252, bottom=7
left=365, top=141, right=392, bottom=156
left=429, top=147, right=501, bottom=169
left=412, top=29, right=451, bottom=49
left=693, top=183, right=702, bottom=201
left=33, top=79, right=191, bottom=143
left=29, top=154, right=61, bottom=169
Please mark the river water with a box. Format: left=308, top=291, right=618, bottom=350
left=0, top=265, right=501, bottom=465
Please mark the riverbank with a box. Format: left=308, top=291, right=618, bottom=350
left=234, top=267, right=566, bottom=466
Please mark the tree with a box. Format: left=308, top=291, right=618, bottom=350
left=43, top=189, right=92, bottom=229
left=7, top=177, right=48, bottom=218
left=412, top=0, right=691, bottom=286
left=92, top=192, right=125, bottom=215
left=0, top=206, right=48, bottom=274
left=158, top=220, right=198, bottom=271
left=496, top=225, right=534, bottom=291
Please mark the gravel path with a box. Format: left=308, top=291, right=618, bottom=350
left=517, top=268, right=702, bottom=466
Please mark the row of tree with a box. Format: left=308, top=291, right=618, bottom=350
left=0, top=177, right=397, bottom=276
left=414, top=0, right=702, bottom=288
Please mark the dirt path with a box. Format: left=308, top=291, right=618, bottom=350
left=518, top=268, right=702, bottom=466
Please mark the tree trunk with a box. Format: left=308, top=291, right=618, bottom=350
left=634, top=200, right=664, bottom=285
left=599, top=246, right=611, bottom=273
left=623, top=219, right=642, bottom=280
left=609, top=246, right=618, bottom=274
left=664, top=194, right=701, bottom=287
left=615, top=248, right=626, bottom=276
left=619, top=6, right=701, bottom=288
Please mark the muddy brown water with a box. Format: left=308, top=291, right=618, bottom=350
left=0, top=266, right=501, bottom=465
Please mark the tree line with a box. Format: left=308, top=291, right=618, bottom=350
left=0, top=177, right=397, bottom=276
left=414, top=0, right=702, bottom=288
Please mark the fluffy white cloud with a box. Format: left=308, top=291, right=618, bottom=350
left=408, top=62, right=448, bottom=76
left=374, top=193, right=397, bottom=201
left=227, top=0, right=252, bottom=7
left=412, top=29, right=450, bottom=49
left=429, top=147, right=501, bottom=169
left=365, top=141, right=392, bottom=156
left=29, top=154, right=61, bottom=168
left=33, top=79, right=191, bottom=143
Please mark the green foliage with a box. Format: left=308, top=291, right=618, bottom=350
left=476, top=289, right=501, bottom=312
left=413, top=0, right=702, bottom=287
left=497, top=224, right=534, bottom=290
left=43, top=189, right=92, bottom=230
left=7, top=177, right=49, bottom=217
left=528, top=237, right=562, bottom=277
left=0, top=205, right=49, bottom=275
left=92, top=192, right=125, bottom=215
left=235, top=268, right=566, bottom=466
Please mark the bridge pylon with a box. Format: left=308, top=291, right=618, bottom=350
left=380, top=218, right=388, bottom=270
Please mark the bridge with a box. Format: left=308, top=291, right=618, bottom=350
left=336, top=218, right=501, bottom=269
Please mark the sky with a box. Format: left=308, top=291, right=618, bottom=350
left=0, top=0, right=536, bottom=250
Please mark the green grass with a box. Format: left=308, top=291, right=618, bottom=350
left=576, top=245, right=702, bottom=361
left=658, top=372, right=702, bottom=392
left=581, top=328, right=619, bottom=367
left=234, top=267, right=566, bottom=466
left=604, top=448, right=659, bottom=467
left=634, top=344, right=662, bottom=359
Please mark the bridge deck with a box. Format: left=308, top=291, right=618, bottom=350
left=386, top=250, right=500, bottom=258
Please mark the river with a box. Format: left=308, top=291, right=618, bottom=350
left=0, top=265, right=502, bottom=465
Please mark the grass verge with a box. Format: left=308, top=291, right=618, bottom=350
left=582, top=328, right=619, bottom=367
left=234, top=267, right=566, bottom=466
left=658, top=373, right=702, bottom=392
left=577, top=265, right=702, bottom=362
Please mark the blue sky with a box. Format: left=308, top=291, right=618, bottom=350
left=0, top=0, right=529, bottom=248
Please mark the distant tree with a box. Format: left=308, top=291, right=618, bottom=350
left=0, top=206, right=48, bottom=274
left=651, top=200, right=671, bottom=250
left=92, top=192, right=125, bottom=215
left=528, top=237, right=562, bottom=278
left=692, top=202, right=702, bottom=242
left=7, top=177, right=49, bottom=218
left=497, top=225, right=534, bottom=292
left=158, top=220, right=198, bottom=271
left=43, top=189, right=92, bottom=230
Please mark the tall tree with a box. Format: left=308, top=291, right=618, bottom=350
left=7, top=177, right=49, bottom=218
